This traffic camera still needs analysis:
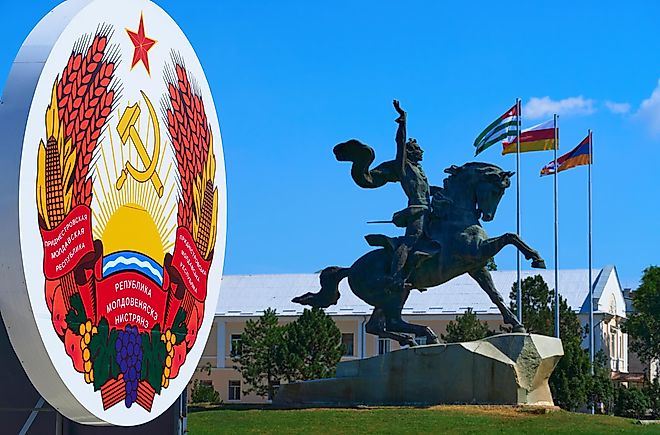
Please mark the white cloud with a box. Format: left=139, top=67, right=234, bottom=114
left=604, top=101, right=631, bottom=114
left=523, top=96, right=595, bottom=119
left=636, top=79, right=660, bottom=134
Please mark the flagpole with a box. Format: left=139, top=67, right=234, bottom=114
left=516, top=98, right=522, bottom=325
left=588, top=129, right=594, bottom=414
left=554, top=114, right=560, bottom=338
left=588, top=131, right=594, bottom=368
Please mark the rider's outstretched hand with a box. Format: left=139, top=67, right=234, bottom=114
left=393, top=99, right=406, bottom=122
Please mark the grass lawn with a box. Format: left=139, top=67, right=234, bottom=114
left=187, top=406, right=658, bottom=434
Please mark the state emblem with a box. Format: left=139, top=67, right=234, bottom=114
left=0, top=0, right=226, bottom=426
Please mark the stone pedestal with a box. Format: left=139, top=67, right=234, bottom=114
left=274, top=333, right=563, bottom=407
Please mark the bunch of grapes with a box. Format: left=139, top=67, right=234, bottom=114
left=114, top=325, right=143, bottom=407
left=79, top=320, right=97, bottom=384
left=160, top=329, right=177, bottom=388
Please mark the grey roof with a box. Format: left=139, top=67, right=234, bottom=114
left=216, top=266, right=619, bottom=317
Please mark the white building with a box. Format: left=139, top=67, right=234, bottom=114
left=194, top=266, right=629, bottom=403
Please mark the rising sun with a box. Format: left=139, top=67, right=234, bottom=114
left=91, top=105, right=176, bottom=266
left=101, top=203, right=164, bottom=263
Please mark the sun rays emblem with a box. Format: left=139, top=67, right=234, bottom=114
left=93, top=90, right=177, bottom=283
left=35, top=22, right=219, bottom=412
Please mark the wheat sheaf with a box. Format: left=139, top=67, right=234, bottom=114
left=37, top=81, right=76, bottom=229
left=36, top=32, right=117, bottom=314
left=164, top=61, right=218, bottom=261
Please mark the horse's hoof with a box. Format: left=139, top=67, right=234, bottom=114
left=513, top=325, right=527, bottom=333
left=531, top=259, right=546, bottom=269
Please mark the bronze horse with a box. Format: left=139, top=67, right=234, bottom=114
left=293, top=162, right=546, bottom=346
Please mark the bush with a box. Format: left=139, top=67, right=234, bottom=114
left=613, top=385, right=649, bottom=419
left=191, top=379, right=221, bottom=404
left=643, top=379, right=660, bottom=419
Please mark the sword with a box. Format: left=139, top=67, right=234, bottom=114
left=367, top=220, right=394, bottom=224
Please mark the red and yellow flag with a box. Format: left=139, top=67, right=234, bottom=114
left=502, top=119, right=556, bottom=155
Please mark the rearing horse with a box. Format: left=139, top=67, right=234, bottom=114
left=293, top=162, right=546, bottom=347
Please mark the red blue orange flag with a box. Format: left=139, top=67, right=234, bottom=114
left=540, top=134, right=592, bottom=176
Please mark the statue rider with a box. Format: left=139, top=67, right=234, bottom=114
left=387, top=100, right=430, bottom=291
left=331, top=100, right=433, bottom=292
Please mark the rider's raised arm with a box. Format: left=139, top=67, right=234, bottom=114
left=393, top=99, right=407, bottom=176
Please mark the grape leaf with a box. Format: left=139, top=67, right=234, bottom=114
left=171, top=307, right=188, bottom=344
left=65, top=293, right=87, bottom=333
left=141, top=323, right=167, bottom=394
left=89, top=317, right=119, bottom=391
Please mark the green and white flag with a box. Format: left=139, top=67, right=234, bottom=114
left=474, top=103, right=519, bottom=156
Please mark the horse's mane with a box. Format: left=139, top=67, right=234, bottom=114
left=436, top=162, right=505, bottom=200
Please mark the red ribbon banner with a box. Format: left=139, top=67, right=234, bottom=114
left=171, top=227, right=210, bottom=302
left=40, top=205, right=94, bottom=280
left=95, top=271, right=168, bottom=331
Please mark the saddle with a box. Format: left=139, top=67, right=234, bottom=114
left=364, top=233, right=441, bottom=267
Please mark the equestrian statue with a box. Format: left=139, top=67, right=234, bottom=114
left=293, top=100, right=546, bottom=347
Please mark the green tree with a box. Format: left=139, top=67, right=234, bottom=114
left=508, top=275, right=593, bottom=411
left=441, top=308, right=495, bottom=343
left=283, top=307, right=343, bottom=381
left=508, top=275, right=554, bottom=335
left=591, top=351, right=615, bottom=414
left=622, top=266, right=660, bottom=365
left=549, top=337, right=591, bottom=411
left=232, top=308, right=287, bottom=400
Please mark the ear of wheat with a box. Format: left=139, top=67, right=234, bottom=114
left=165, top=60, right=217, bottom=260
left=57, top=34, right=115, bottom=208
left=191, top=134, right=218, bottom=260
left=37, top=80, right=76, bottom=230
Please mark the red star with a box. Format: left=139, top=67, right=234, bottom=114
left=126, top=14, right=156, bottom=74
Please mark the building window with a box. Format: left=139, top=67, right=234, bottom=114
left=378, top=338, right=391, bottom=355
left=341, top=333, right=354, bottom=356
left=416, top=336, right=427, bottom=346
left=228, top=380, right=241, bottom=401
left=230, top=334, right=242, bottom=356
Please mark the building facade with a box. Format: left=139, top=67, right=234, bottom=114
left=192, top=266, right=629, bottom=403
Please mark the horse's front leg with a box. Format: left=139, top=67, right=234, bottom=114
left=469, top=267, right=525, bottom=333
left=479, top=233, right=546, bottom=269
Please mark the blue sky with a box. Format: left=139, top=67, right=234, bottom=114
left=1, top=1, right=658, bottom=287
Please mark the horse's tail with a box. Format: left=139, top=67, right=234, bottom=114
left=333, top=140, right=397, bottom=189
left=292, top=266, right=350, bottom=308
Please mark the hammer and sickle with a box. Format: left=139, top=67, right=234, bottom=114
left=115, top=90, right=164, bottom=197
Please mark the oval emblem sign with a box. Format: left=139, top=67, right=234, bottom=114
left=0, top=0, right=226, bottom=426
